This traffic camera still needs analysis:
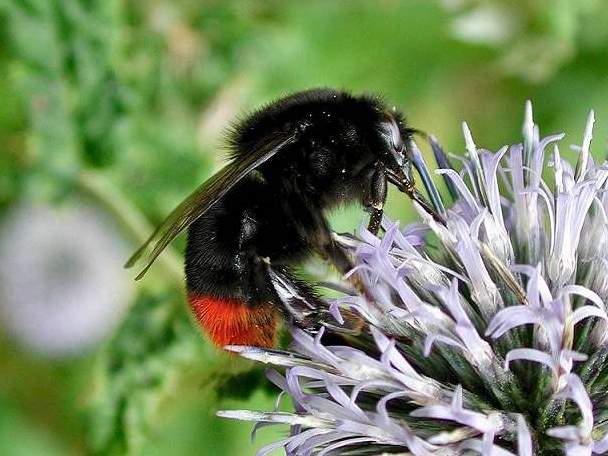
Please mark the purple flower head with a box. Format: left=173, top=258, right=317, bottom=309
left=219, top=104, right=608, bottom=455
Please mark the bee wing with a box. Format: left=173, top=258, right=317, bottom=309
left=125, top=133, right=297, bottom=280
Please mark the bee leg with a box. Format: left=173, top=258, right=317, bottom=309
left=317, top=235, right=366, bottom=294
left=266, top=263, right=363, bottom=336
left=264, top=262, right=326, bottom=331
left=238, top=251, right=318, bottom=327
left=314, top=221, right=372, bottom=334
left=364, top=160, right=388, bottom=236
left=318, top=234, right=354, bottom=276
left=386, top=168, right=447, bottom=226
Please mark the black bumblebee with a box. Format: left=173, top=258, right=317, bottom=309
left=126, top=88, right=441, bottom=348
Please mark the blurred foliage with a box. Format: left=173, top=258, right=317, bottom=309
left=1, top=0, right=608, bottom=455
left=88, top=291, right=276, bottom=455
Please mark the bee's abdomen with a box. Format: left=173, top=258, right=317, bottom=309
left=183, top=177, right=318, bottom=349
left=187, top=293, right=278, bottom=348
left=184, top=194, right=244, bottom=298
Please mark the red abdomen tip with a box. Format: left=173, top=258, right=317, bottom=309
left=187, top=294, right=278, bottom=348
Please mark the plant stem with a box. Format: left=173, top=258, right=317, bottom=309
left=75, top=171, right=184, bottom=289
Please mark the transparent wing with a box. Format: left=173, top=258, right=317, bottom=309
left=125, top=133, right=296, bottom=280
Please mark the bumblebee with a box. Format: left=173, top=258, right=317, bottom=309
left=127, top=88, right=441, bottom=348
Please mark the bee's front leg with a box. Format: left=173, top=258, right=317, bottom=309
left=385, top=168, right=447, bottom=226
left=364, top=160, right=388, bottom=235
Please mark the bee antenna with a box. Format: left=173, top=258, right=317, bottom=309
left=404, top=127, right=429, bottom=142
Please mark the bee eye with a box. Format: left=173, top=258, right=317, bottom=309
left=380, top=118, right=404, bottom=152
left=390, top=125, right=404, bottom=151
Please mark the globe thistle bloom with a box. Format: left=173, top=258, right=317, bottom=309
left=0, top=203, right=134, bottom=357
left=219, top=103, right=608, bottom=455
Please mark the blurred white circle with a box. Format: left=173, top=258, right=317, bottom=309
left=450, top=5, right=515, bottom=46
left=0, top=203, right=135, bottom=358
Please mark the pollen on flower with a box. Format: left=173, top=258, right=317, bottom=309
left=218, top=103, right=608, bottom=456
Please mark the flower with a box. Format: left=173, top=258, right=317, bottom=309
left=0, top=203, right=134, bottom=357
left=218, top=103, right=608, bottom=455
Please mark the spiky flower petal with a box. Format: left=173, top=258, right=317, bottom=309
left=220, top=104, right=608, bottom=455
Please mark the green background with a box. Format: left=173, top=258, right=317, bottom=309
left=1, top=0, right=608, bottom=454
